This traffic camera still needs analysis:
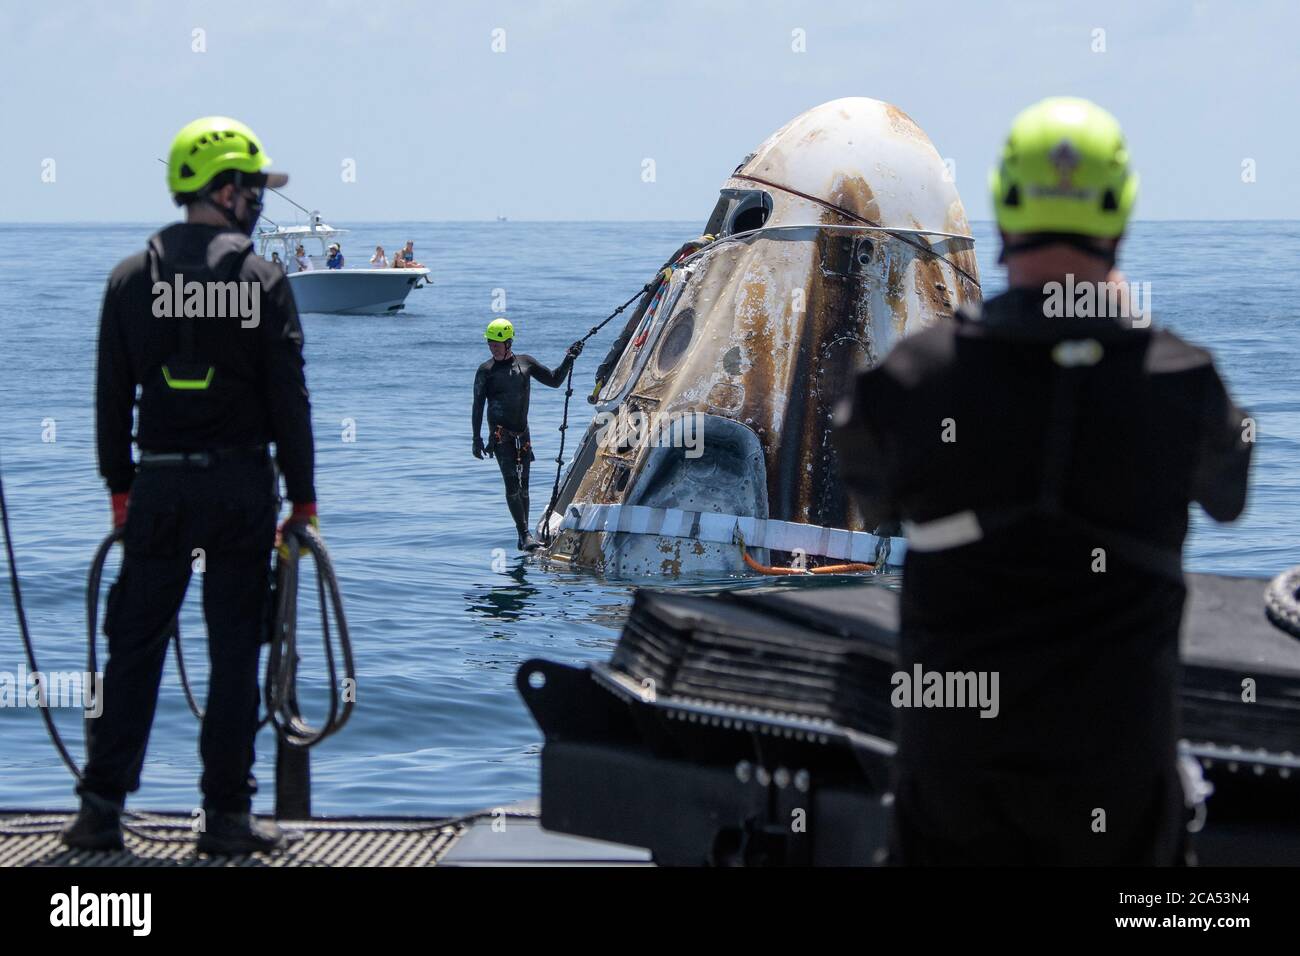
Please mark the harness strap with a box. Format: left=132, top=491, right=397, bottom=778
left=492, top=424, right=531, bottom=451
left=146, top=237, right=254, bottom=390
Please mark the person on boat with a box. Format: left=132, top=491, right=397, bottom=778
left=472, top=317, right=584, bottom=551
left=832, top=97, right=1253, bottom=866
left=271, top=251, right=285, bottom=272
left=391, top=248, right=406, bottom=269
left=370, top=245, right=387, bottom=268
left=326, top=242, right=344, bottom=269
left=64, top=116, right=317, bottom=856
left=294, top=243, right=313, bottom=272
left=401, top=240, right=422, bottom=268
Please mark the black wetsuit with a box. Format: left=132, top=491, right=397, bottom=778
left=833, top=286, right=1252, bottom=865
left=472, top=352, right=574, bottom=538
left=88, top=222, right=315, bottom=813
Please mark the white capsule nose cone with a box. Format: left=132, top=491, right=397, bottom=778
left=732, top=97, right=969, bottom=237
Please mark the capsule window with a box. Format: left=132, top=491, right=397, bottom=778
left=704, top=189, right=772, bottom=238
left=656, top=308, right=695, bottom=375
left=726, top=191, right=772, bottom=235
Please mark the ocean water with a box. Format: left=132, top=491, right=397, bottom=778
left=0, top=219, right=1297, bottom=816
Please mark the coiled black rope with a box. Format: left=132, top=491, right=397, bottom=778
left=0, top=456, right=83, bottom=778
left=1265, top=565, right=1300, bottom=639
left=537, top=282, right=652, bottom=543
left=2, top=451, right=351, bottom=841
left=0, top=463, right=196, bottom=841
left=85, top=522, right=354, bottom=749
left=85, top=532, right=201, bottom=743
left=265, top=521, right=354, bottom=747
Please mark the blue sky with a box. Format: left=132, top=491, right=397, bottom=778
left=2, top=0, right=1295, bottom=222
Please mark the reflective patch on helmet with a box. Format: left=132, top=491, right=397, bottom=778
left=1027, top=183, right=1097, bottom=201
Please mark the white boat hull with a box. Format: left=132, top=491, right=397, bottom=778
left=286, top=268, right=430, bottom=315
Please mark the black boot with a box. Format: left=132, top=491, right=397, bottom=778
left=197, top=811, right=286, bottom=855
left=518, top=530, right=540, bottom=551
left=61, top=792, right=124, bottom=852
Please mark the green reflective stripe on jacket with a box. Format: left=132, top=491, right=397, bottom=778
left=161, top=365, right=215, bottom=390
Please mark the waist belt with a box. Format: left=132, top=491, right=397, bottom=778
left=139, top=444, right=269, bottom=469
left=492, top=425, right=531, bottom=448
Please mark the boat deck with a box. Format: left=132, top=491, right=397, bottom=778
left=0, top=804, right=652, bottom=868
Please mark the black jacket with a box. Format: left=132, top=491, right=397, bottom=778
left=832, top=287, right=1252, bottom=861
left=95, top=223, right=315, bottom=504
left=472, top=352, right=572, bottom=437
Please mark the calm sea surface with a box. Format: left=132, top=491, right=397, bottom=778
left=1, top=219, right=1297, bottom=815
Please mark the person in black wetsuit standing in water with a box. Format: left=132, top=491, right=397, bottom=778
left=472, top=318, right=583, bottom=551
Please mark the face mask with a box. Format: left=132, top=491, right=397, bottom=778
left=237, top=187, right=266, bottom=235
left=205, top=184, right=266, bottom=236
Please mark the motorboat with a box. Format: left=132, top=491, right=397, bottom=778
left=255, top=215, right=431, bottom=315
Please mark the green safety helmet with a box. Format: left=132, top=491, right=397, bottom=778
left=485, top=317, right=514, bottom=342
left=990, top=97, right=1138, bottom=238
left=167, top=116, right=288, bottom=200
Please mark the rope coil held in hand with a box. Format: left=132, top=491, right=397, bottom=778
left=1, top=451, right=352, bottom=812
left=85, top=531, right=206, bottom=735
left=266, top=521, right=354, bottom=747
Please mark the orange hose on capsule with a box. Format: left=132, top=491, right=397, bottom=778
left=738, top=539, right=874, bottom=576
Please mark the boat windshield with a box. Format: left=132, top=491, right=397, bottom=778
left=257, top=222, right=350, bottom=273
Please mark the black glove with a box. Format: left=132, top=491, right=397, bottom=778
left=473, top=435, right=487, bottom=459
left=567, top=339, right=585, bottom=359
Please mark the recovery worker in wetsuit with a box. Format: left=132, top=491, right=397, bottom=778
left=832, top=97, right=1253, bottom=865
left=472, top=317, right=583, bottom=551
left=63, top=117, right=317, bottom=855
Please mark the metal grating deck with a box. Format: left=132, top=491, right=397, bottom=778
left=0, top=810, right=468, bottom=867
left=0, top=804, right=652, bottom=867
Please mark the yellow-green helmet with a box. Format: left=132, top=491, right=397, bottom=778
left=485, top=317, right=514, bottom=341
left=990, top=97, right=1138, bottom=238
left=167, top=116, right=288, bottom=199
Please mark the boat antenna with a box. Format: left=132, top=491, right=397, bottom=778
left=154, top=157, right=281, bottom=228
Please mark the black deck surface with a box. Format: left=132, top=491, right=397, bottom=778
left=730, top=572, right=1300, bottom=676
left=1180, top=574, right=1300, bottom=675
